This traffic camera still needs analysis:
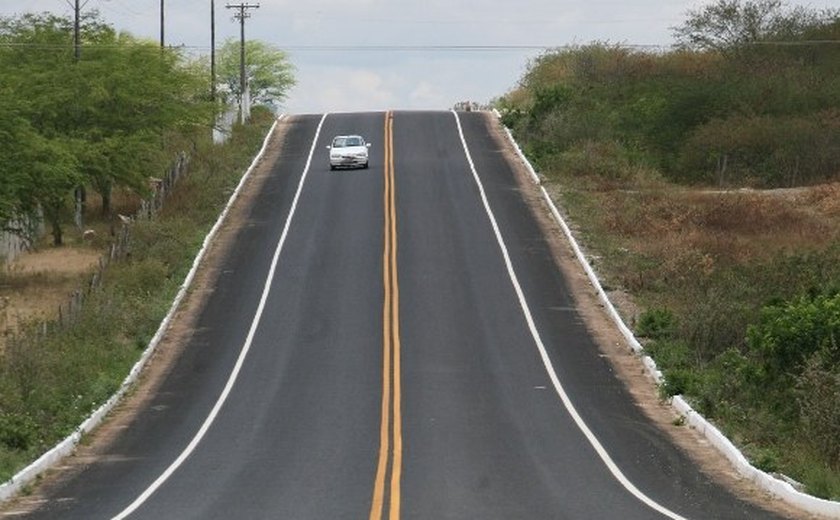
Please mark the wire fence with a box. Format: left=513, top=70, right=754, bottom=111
left=3, top=152, right=190, bottom=342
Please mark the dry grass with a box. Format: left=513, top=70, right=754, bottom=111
left=552, top=174, right=840, bottom=496
left=597, top=185, right=838, bottom=273
left=0, top=188, right=142, bottom=350
left=0, top=249, right=102, bottom=348
left=794, top=182, right=840, bottom=218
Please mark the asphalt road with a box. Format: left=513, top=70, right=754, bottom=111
left=15, top=111, right=786, bottom=519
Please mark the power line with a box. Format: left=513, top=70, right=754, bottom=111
left=748, top=40, right=840, bottom=46
left=2, top=41, right=839, bottom=52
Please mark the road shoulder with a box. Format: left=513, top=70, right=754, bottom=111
left=480, top=111, right=818, bottom=520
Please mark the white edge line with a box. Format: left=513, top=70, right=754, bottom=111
left=0, top=115, right=278, bottom=504
left=491, top=110, right=840, bottom=518
left=110, top=112, right=329, bottom=519
left=452, top=110, right=687, bottom=520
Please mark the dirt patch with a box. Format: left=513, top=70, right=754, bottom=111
left=0, top=118, right=291, bottom=516
left=482, top=112, right=825, bottom=520
left=9, top=248, right=100, bottom=275
left=0, top=248, right=102, bottom=349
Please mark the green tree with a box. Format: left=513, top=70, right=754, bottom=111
left=0, top=11, right=214, bottom=231
left=20, top=138, right=80, bottom=246
left=0, top=15, right=83, bottom=245
left=0, top=109, right=79, bottom=246
left=0, top=102, right=33, bottom=235
left=72, top=33, right=212, bottom=214
left=217, top=39, right=295, bottom=109
left=673, top=0, right=838, bottom=52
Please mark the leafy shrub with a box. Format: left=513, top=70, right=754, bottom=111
left=530, top=84, right=574, bottom=122
left=746, top=292, right=840, bottom=385
left=693, top=348, right=751, bottom=420
left=660, top=368, right=696, bottom=398
left=748, top=445, right=781, bottom=473
left=636, top=308, right=676, bottom=339
left=796, top=355, right=840, bottom=469
left=502, top=34, right=840, bottom=188
left=0, top=413, right=37, bottom=451
left=645, top=339, right=692, bottom=370
left=112, top=258, right=169, bottom=298
left=793, top=456, right=840, bottom=501
left=659, top=281, right=757, bottom=362
left=679, top=111, right=840, bottom=187
left=644, top=340, right=698, bottom=398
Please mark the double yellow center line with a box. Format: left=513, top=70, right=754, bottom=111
left=369, top=111, right=403, bottom=520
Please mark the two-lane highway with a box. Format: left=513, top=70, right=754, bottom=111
left=14, top=111, right=786, bottom=519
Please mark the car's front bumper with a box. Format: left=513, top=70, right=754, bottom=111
left=330, top=155, right=368, bottom=168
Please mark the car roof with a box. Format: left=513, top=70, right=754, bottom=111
left=333, top=135, right=364, bottom=140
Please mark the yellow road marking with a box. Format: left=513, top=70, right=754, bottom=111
left=388, top=111, right=403, bottom=520
left=370, top=111, right=402, bottom=520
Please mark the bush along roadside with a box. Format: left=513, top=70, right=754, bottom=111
left=496, top=5, right=840, bottom=500
left=536, top=149, right=840, bottom=499
left=0, top=108, right=276, bottom=483
left=644, top=285, right=840, bottom=499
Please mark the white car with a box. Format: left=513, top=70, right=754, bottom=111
left=327, top=135, right=370, bottom=170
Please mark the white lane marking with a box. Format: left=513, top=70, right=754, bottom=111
left=112, top=113, right=330, bottom=520
left=451, top=111, right=687, bottom=520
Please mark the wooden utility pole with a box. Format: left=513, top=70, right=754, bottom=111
left=225, top=3, right=259, bottom=122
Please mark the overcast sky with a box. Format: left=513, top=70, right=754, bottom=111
left=2, top=1, right=838, bottom=114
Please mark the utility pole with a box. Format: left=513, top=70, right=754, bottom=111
left=226, top=3, right=259, bottom=123
left=68, top=0, right=89, bottom=229
left=68, top=0, right=89, bottom=61
left=211, top=0, right=216, bottom=102
left=160, top=0, right=165, bottom=48
left=73, top=0, right=81, bottom=60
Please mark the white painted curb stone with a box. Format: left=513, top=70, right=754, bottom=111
left=0, top=116, right=283, bottom=504
left=492, top=109, right=840, bottom=518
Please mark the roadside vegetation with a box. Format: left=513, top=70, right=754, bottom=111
left=0, top=12, right=213, bottom=246
left=0, top=11, right=289, bottom=483
left=0, top=108, right=274, bottom=482
left=497, top=0, right=840, bottom=499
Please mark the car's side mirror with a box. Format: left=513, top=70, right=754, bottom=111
left=326, top=145, right=331, bottom=150
left=366, top=143, right=371, bottom=148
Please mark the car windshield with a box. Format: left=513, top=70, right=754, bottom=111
left=333, top=136, right=363, bottom=148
